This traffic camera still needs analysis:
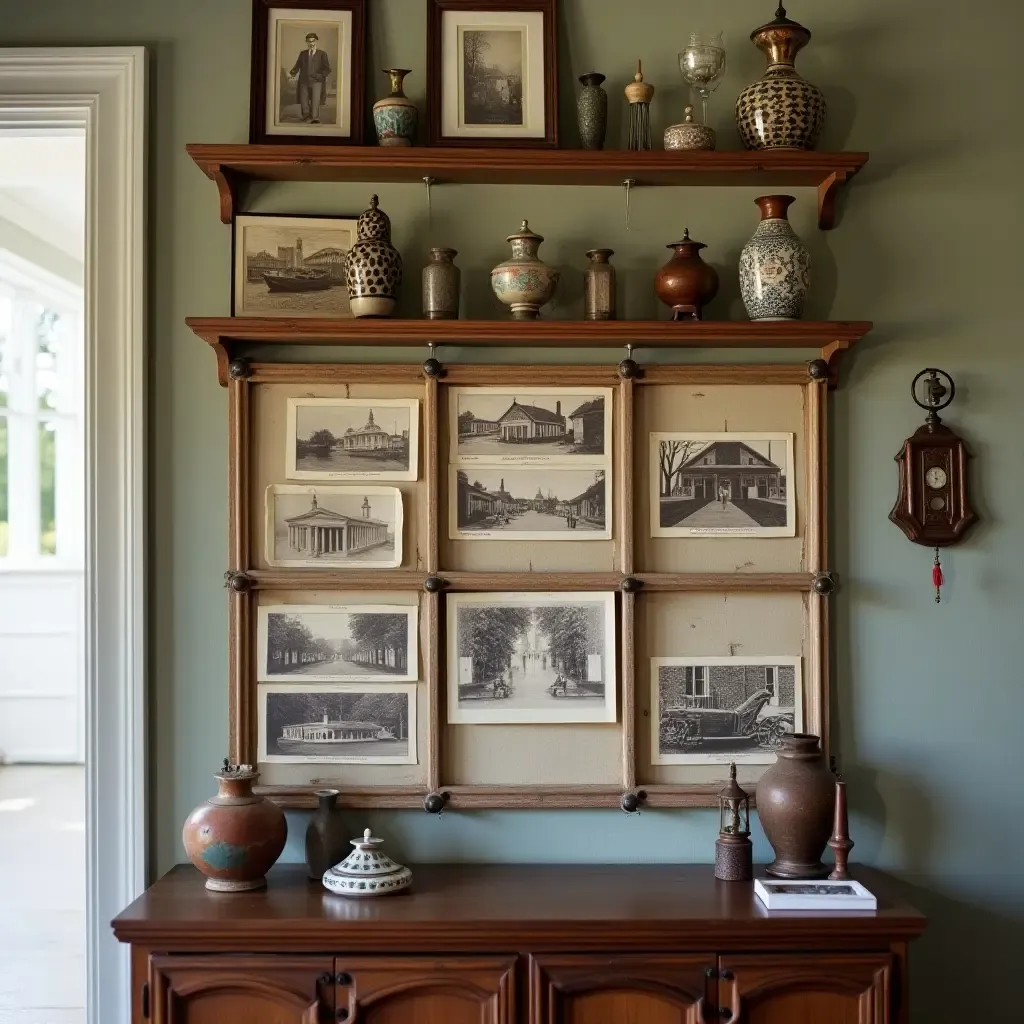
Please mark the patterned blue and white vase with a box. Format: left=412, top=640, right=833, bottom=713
left=372, top=69, right=418, bottom=147
left=346, top=195, right=403, bottom=318
left=739, top=195, right=810, bottom=321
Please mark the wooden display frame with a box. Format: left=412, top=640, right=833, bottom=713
left=223, top=359, right=833, bottom=811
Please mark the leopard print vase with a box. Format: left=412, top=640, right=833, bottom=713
left=346, top=194, right=404, bottom=317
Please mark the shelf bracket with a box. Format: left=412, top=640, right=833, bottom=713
left=208, top=163, right=241, bottom=224
left=820, top=339, right=854, bottom=389
left=817, top=169, right=850, bottom=230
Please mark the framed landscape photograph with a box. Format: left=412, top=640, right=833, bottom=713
left=286, top=397, right=419, bottom=481
left=250, top=0, right=366, bottom=144
left=651, top=656, right=802, bottom=765
left=449, top=466, right=610, bottom=540
left=651, top=432, right=797, bottom=538
left=258, top=683, right=417, bottom=764
left=427, top=0, right=558, bottom=146
left=450, top=387, right=611, bottom=465
left=447, top=591, right=616, bottom=724
left=233, top=214, right=357, bottom=318
left=265, top=484, right=403, bottom=568
left=257, top=604, right=418, bottom=682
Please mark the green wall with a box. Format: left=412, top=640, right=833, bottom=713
left=1, top=0, right=1020, bottom=1018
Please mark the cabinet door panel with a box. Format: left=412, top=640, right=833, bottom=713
left=338, top=955, right=517, bottom=1024
left=719, top=953, right=892, bottom=1024
left=531, top=954, right=713, bottom=1024
left=150, top=954, right=333, bottom=1024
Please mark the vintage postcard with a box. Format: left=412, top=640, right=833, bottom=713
left=651, top=656, right=802, bottom=765
left=447, top=591, right=617, bottom=724
left=651, top=432, right=796, bottom=538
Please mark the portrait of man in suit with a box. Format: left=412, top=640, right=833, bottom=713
left=289, top=31, right=332, bottom=123
left=269, top=17, right=345, bottom=133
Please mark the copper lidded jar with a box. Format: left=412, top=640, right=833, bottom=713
left=654, top=229, right=719, bottom=320
left=584, top=248, right=616, bottom=320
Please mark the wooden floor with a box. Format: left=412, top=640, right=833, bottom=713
left=0, top=765, right=85, bottom=1024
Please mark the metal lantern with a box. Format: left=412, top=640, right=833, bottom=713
left=715, top=763, right=753, bottom=881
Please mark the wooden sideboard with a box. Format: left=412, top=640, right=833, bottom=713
left=112, top=863, right=925, bottom=1024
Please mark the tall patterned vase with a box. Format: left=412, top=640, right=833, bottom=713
left=738, top=195, right=810, bottom=321
left=373, top=69, right=418, bottom=147
left=576, top=73, right=608, bottom=150
left=346, top=195, right=403, bottom=318
left=735, top=4, right=826, bottom=150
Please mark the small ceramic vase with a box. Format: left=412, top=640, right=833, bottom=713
left=584, top=248, right=616, bottom=321
left=739, top=194, right=810, bottom=321
left=490, top=220, right=559, bottom=320
left=664, top=105, right=716, bottom=151
left=346, top=195, right=403, bottom=318
left=322, top=828, right=413, bottom=898
left=756, top=733, right=836, bottom=878
left=182, top=761, right=288, bottom=892
left=373, top=69, right=418, bottom=147
left=304, top=789, right=347, bottom=881
left=422, top=247, right=460, bottom=320
left=736, top=4, right=826, bottom=150
left=577, top=72, right=608, bottom=150
left=654, top=229, right=719, bottom=320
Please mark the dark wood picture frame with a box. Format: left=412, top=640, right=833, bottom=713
left=249, top=0, right=367, bottom=146
left=426, top=0, right=559, bottom=148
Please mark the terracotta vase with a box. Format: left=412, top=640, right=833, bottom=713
left=756, top=734, right=836, bottom=878
left=305, top=789, right=348, bottom=881
left=182, top=763, right=288, bottom=891
left=373, top=69, right=418, bottom=147
left=739, top=195, right=810, bottom=321
left=654, top=229, right=719, bottom=320
left=346, top=195, right=403, bottom=318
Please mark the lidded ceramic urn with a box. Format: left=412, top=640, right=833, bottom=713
left=322, top=828, right=413, bottom=897
left=735, top=4, right=826, bottom=150
left=490, top=220, right=559, bottom=320
left=664, top=105, right=716, bottom=151
left=346, top=195, right=403, bottom=317
left=182, top=760, right=288, bottom=892
left=373, top=69, right=418, bottom=147
left=738, top=195, right=810, bottom=321
left=654, top=229, right=719, bottom=320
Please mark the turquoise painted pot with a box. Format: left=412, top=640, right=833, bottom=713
left=491, top=220, right=559, bottom=320
left=373, top=69, right=418, bottom=147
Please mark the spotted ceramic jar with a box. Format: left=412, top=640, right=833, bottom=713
left=373, top=69, right=418, bottom=147
left=739, top=195, right=810, bottom=321
left=736, top=4, right=826, bottom=150
left=346, top=194, right=403, bottom=317
left=491, top=220, right=559, bottom=320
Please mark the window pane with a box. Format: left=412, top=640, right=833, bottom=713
left=39, top=420, right=56, bottom=555
left=0, top=292, right=10, bottom=410
left=36, top=306, right=63, bottom=412
left=0, top=416, right=7, bottom=556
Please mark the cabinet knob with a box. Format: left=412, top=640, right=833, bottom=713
left=335, top=972, right=351, bottom=985
left=317, top=973, right=332, bottom=986
left=336, top=1009, right=349, bottom=1021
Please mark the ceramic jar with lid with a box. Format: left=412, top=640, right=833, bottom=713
left=738, top=194, right=810, bottom=320
left=322, top=828, right=413, bottom=897
left=372, top=69, right=418, bottom=147
left=490, top=220, right=559, bottom=320
left=654, top=229, right=719, bottom=320
left=346, top=195, right=403, bottom=317
left=664, top=105, right=716, bottom=151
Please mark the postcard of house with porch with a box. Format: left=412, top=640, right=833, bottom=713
left=650, top=432, right=796, bottom=538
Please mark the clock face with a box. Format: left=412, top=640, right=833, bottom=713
left=925, top=466, right=948, bottom=489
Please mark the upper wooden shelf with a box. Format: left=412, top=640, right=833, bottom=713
left=186, top=145, right=869, bottom=229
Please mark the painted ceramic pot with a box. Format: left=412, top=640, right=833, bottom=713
left=346, top=195, right=403, bottom=317
left=756, top=733, right=836, bottom=879
left=322, top=828, right=413, bottom=898
left=422, top=247, right=460, bottom=320
left=577, top=72, right=608, bottom=150
left=490, top=220, right=559, bottom=320
left=182, top=762, right=287, bottom=892
left=584, top=248, right=616, bottom=321
left=304, top=789, right=348, bottom=881
left=664, top=105, right=716, bottom=151
left=654, top=229, right=719, bottom=320
left=736, top=4, right=826, bottom=150
left=373, top=69, right=418, bottom=147
left=739, top=195, right=810, bottom=321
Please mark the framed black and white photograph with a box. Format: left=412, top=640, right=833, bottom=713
left=450, top=387, right=611, bottom=465
left=651, top=656, right=802, bottom=765
left=258, top=683, right=417, bottom=764
left=449, top=467, right=610, bottom=540
left=286, top=397, right=419, bottom=481
left=651, top=432, right=796, bottom=538
left=257, top=604, right=418, bottom=682
left=447, top=592, right=616, bottom=724
left=265, top=484, right=403, bottom=568
left=427, top=0, right=558, bottom=147
left=250, top=0, right=366, bottom=144
left=233, top=214, right=357, bottom=318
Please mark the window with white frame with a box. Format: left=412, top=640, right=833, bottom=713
left=0, top=250, right=83, bottom=565
left=764, top=665, right=778, bottom=698
left=682, top=665, right=709, bottom=697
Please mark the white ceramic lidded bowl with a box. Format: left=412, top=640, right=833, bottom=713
left=322, top=828, right=413, bottom=898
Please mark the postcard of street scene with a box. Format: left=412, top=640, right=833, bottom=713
left=651, top=656, right=802, bottom=765
left=265, top=484, right=403, bottom=568
left=258, top=683, right=417, bottom=764
left=257, top=604, right=418, bottom=683
left=650, top=432, right=796, bottom=538
left=286, top=398, right=419, bottom=481
left=450, top=387, right=612, bottom=465
left=449, top=466, right=610, bottom=541
left=447, top=591, right=617, bottom=724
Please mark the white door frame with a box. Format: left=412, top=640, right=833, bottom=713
left=0, top=48, right=147, bottom=1024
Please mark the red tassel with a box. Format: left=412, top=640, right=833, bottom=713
left=932, top=548, right=943, bottom=604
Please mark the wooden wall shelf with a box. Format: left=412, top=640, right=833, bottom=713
left=186, top=144, right=868, bottom=229
left=187, top=317, right=871, bottom=386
